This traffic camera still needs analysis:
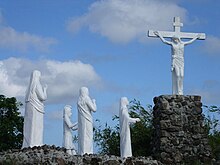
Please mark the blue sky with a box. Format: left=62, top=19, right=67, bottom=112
left=0, top=0, right=220, bottom=150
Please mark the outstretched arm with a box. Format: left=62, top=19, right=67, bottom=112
left=65, top=114, right=75, bottom=128
left=129, top=117, right=140, bottom=124
left=154, top=31, right=172, bottom=45
left=183, top=34, right=200, bottom=45
left=71, top=122, right=78, bottom=131
left=122, top=108, right=141, bottom=124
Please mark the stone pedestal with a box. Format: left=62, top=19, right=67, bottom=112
left=152, top=95, right=212, bottom=164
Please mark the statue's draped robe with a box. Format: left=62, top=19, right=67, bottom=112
left=77, top=88, right=96, bottom=155
left=22, top=71, right=47, bottom=148
left=63, top=113, right=77, bottom=155
left=120, top=103, right=137, bottom=158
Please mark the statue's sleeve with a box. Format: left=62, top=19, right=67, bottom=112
left=122, top=108, right=137, bottom=124
left=72, top=122, right=78, bottom=131
left=36, top=83, right=47, bottom=101
left=64, top=114, right=75, bottom=128
left=128, top=117, right=139, bottom=124
left=86, top=97, right=97, bottom=112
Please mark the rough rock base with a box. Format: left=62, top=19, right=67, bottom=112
left=0, top=145, right=160, bottom=165
left=152, top=95, right=212, bottom=164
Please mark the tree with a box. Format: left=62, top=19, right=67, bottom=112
left=0, top=95, right=24, bottom=151
left=129, top=99, right=153, bottom=156
left=94, top=117, right=120, bottom=156
left=94, top=100, right=220, bottom=160
left=94, top=99, right=153, bottom=156
left=203, top=105, right=220, bottom=161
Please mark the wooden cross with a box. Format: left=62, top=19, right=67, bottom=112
left=148, top=17, right=206, bottom=40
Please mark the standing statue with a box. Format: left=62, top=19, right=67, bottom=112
left=119, top=97, right=140, bottom=158
left=22, top=70, right=47, bottom=148
left=77, top=87, right=97, bottom=155
left=63, top=105, right=77, bottom=155
left=154, top=31, right=200, bottom=95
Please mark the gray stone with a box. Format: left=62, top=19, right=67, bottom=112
left=152, top=95, right=212, bottom=164
left=0, top=145, right=160, bottom=165
left=103, top=159, right=120, bottom=165
left=173, top=152, right=183, bottom=163
left=160, top=130, right=170, bottom=137
left=160, top=120, right=171, bottom=128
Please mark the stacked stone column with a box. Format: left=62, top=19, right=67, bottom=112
left=152, top=95, right=212, bottom=164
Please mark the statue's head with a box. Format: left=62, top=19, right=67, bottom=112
left=28, top=70, right=41, bottom=88
left=79, top=87, right=89, bottom=97
left=30, top=70, right=41, bottom=82
left=172, top=35, right=180, bottom=43
left=32, top=70, right=41, bottom=78
left=25, top=70, right=42, bottom=101
left=120, top=97, right=129, bottom=108
left=64, top=105, right=72, bottom=117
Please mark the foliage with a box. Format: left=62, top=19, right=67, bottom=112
left=203, top=105, right=220, bottom=160
left=94, top=118, right=120, bottom=156
left=129, top=99, right=153, bottom=156
left=94, top=99, right=153, bottom=156
left=94, top=100, right=220, bottom=159
left=203, top=105, right=220, bottom=133
left=0, top=95, right=24, bottom=151
left=209, top=131, right=220, bottom=160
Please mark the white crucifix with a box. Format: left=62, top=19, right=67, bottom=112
left=148, top=17, right=206, bottom=95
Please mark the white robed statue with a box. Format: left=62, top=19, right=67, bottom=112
left=22, top=70, right=47, bottom=148
left=63, top=105, right=77, bottom=155
left=77, top=87, right=97, bottom=155
left=119, top=97, right=140, bottom=158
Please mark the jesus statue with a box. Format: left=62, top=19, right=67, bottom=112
left=154, top=31, right=201, bottom=95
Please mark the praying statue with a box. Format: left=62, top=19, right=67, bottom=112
left=77, top=87, right=97, bottom=155
left=22, top=70, right=47, bottom=148
left=119, top=97, right=140, bottom=158
left=154, top=31, right=201, bottom=95
left=63, top=105, right=77, bottom=155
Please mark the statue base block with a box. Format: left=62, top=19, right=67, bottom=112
left=152, top=95, right=212, bottom=164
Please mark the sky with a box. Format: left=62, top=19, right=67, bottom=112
left=0, top=0, right=220, bottom=150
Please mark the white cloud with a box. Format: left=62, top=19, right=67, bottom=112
left=67, top=0, right=187, bottom=43
left=202, top=35, right=220, bottom=55
left=0, top=57, right=102, bottom=104
left=44, top=60, right=102, bottom=103
left=0, top=61, right=24, bottom=97
left=0, top=12, right=57, bottom=52
left=0, top=26, right=57, bottom=52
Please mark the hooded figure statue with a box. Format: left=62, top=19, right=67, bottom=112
left=119, top=97, right=140, bottom=158
left=77, top=87, right=97, bottom=155
left=22, top=70, right=47, bottom=148
left=63, top=105, right=77, bottom=155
